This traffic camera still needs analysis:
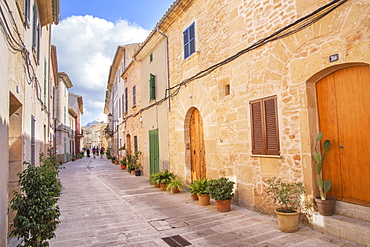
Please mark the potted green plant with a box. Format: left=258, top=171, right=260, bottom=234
left=166, top=178, right=183, bottom=193
left=206, top=177, right=235, bottom=212
left=149, top=172, right=161, bottom=187
left=135, top=163, right=142, bottom=176
left=194, top=177, right=210, bottom=206
left=266, top=177, right=305, bottom=233
left=188, top=182, right=200, bottom=200
left=314, top=132, right=335, bottom=216
left=120, top=158, right=127, bottom=170
left=158, top=170, right=176, bottom=191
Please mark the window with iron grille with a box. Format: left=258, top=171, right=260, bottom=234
left=250, top=96, right=280, bottom=155
left=183, top=23, right=196, bottom=59
left=31, top=115, right=35, bottom=166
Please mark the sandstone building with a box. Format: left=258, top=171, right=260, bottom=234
left=106, top=0, right=370, bottom=245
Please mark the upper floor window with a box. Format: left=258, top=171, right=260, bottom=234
left=250, top=96, right=280, bottom=156
left=32, top=4, right=40, bottom=64
left=125, top=87, right=128, bottom=113
left=149, top=74, right=156, bottom=101
left=183, top=23, right=195, bottom=59
left=132, top=85, right=136, bottom=107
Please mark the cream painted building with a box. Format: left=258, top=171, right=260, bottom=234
left=133, top=29, right=171, bottom=175
left=111, top=0, right=370, bottom=245
left=0, top=0, right=60, bottom=245
left=104, top=44, right=140, bottom=160
left=81, top=121, right=107, bottom=151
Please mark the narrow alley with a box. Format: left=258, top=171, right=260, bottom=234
left=48, top=157, right=361, bottom=247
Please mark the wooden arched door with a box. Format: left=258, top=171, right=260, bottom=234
left=316, top=65, right=370, bottom=206
left=190, top=109, right=206, bottom=181
left=126, top=134, right=131, bottom=154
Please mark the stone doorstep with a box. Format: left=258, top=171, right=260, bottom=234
left=313, top=213, right=370, bottom=247
left=335, top=201, right=370, bottom=223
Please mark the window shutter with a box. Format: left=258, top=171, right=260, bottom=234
left=183, top=29, right=189, bottom=58
left=132, top=85, right=136, bottom=106
left=189, top=23, right=195, bottom=54
left=250, top=101, right=264, bottom=154
left=264, top=97, right=280, bottom=155
left=32, top=4, right=37, bottom=50
left=25, top=0, right=31, bottom=28
left=125, top=88, right=128, bottom=112
left=150, top=74, right=155, bottom=101
left=250, top=96, right=280, bottom=155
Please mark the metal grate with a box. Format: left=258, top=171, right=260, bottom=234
left=162, top=235, right=191, bottom=247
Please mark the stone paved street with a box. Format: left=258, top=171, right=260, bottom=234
left=49, top=157, right=363, bottom=247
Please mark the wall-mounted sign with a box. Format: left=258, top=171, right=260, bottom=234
left=329, top=54, right=339, bottom=62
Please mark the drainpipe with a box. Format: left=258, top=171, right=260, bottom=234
left=156, top=26, right=171, bottom=112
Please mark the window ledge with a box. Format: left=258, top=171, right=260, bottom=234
left=182, top=51, right=200, bottom=64
left=251, top=155, right=281, bottom=159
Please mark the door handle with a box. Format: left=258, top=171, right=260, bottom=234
left=339, top=145, right=344, bottom=149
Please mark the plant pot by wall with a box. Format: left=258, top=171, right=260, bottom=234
left=120, top=165, right=126, bottom=170
left=159, top=183, right=167, bottom=191
left=154, top=183, right=160, bottom=188
left=215, top=199, right=232, bottom=212
left=135, top=170, right=141, bottom=176
left=173, top=188, right=180, bottom=193
left=198, top=194, right=210, bottom=206
left=274, top=208, right=300, bottom=233
left=191, top=194, right=198, bottom=200
left=315, top=197, right=336, bottom=216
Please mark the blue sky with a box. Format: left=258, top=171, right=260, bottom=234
left=61, top=0, right=175, bottom=30
left=52, top=1, right=175, bottom=126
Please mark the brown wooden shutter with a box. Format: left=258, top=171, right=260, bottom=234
left=250, top=100, right=264, bottom=154
left=264, top=96, right=279, bottom=155
left=250, top=96, right=280, bottom=155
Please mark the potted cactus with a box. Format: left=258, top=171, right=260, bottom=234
left=314, top=132, right=336, bottom=216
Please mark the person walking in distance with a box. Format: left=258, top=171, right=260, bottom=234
left=92, top=146, right=96, bottom=158
left=100, top=147, right=105, bottom=158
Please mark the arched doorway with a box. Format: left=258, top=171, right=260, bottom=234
left=316, top=65, right=370, bottom=206
left=189, top=108, right=206, bottom=182
left=126, top=134, right=131, bottom=154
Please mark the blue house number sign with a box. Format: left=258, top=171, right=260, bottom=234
left=329, top=54, right=339, bottom=62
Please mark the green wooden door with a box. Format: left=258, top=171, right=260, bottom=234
left=149, top=129, right=159, bottom=174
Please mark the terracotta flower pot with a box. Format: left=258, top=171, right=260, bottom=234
left=274, top=208, right=300, bottom=233
left=173, top=188, right=180, bottom=193
left=315, top=197, right=336, bottom=216
left=198, top=194, right=210, bottom=206
left=159, top=183, right=167, bottom=191
left=215, top=199, right=232, bottom=212
left=191, top=194, right=198, bottom=200
left=154, top=183, right=160, bottom=188
left=120, top=165, right=126, bottom=170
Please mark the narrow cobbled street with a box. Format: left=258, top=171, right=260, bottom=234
left=50, top=157, right=362, bottom=247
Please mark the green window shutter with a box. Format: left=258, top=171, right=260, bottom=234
left=149, top=74, right=156, bottom=101
left=149, top=53, right=153, bottom=63
left=31, top=115, right=36, bottom=166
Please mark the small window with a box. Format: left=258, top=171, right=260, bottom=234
left=149, top=74, right=156, bottom=101
left=225, top=84, right=230, bottom=96
left=250, top=96, right=280, bottom=155
left=132, top=85, right=136, bottom=107
left=183, top=23, right=196, bottom=59
left=31, top=115, right=36, bottom=166
left=149, top=53, right=153, bottom=63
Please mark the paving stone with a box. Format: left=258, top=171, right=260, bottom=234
left=46, top=157, right=363, bottom=247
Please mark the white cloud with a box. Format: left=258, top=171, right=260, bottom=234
left=52, top=15, right=150, bottom=125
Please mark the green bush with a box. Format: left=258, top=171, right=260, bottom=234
left=206, top=177, right=235, bottom=200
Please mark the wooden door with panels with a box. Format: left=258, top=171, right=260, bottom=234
left=316, top=65, right=370, bottom=206
left=190, top=108, right=206, bottom=182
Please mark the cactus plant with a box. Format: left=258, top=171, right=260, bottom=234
left=314, top=132, right=331, bottom=200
